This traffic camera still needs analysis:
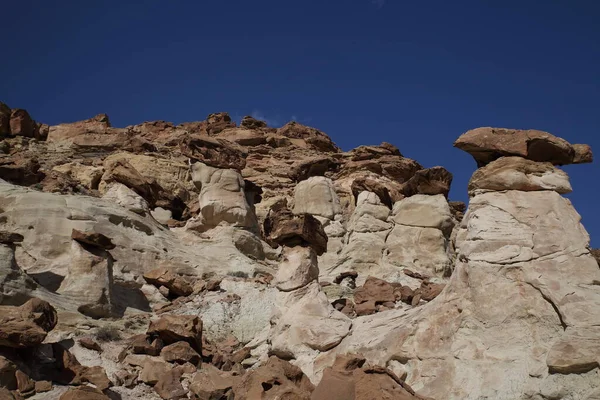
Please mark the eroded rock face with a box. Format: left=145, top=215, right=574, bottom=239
left=468, top=156, right=572, bottom=195
left=455, top=127, right=593, bottom=167
left=1, top=104, right=598, bottom=400
left=317, top=189, right=600, bottom=400
left=189, top=162, right=258, bottom=232
left=292, top=176, right=341, bottom=220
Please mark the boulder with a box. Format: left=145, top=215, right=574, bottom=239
left=130, top=334, right=164, bottom=356
left=101, top=182, right=150, bottom=215
left=57, top=240, right=114, bottom=318
left=401, top=166, right=453, bottom=197
left=143, top=267, right=193, bottom=297
left=232, top=356, right=314, bottom=399
left=468, top=156, right=572, bottom=195
left=0, top=356, right=17, bottom=390
left=189, top=162, right=258, bottom=231
left=9, top=109, right=37, bottom=138
left=205, top=112, right=237, bottom=135
left=391, top=194, right=454, bottom=235
left=0, top=298, right=57, bottom=348
left=293, top=177, right=341, bottom=219
left=147, top=314, right=203, bottom=353
left=189, top=364, right=239, bottom=400
left=454, top=127, right=593, bottom=167
left=71, top=229, right=116, bottom=250
left=264, top=208, right=327, bottom=256
left=354, top=277, right=395, bottom=305
left=154, top=366, right=188, bottom=399
left=240, top=115, right=267, bottom=129
left=270, top=282, right=352, bottom=371
left=312, top=355, right=422, bottom=400
left=273, top=246, right=319, bottom=291
left=15, top=370, right=34, bottom=397
left=101, top=158, right=158, bottom=205
left=160, top=341, right=201, bottom=365
left=139, top=358, right=173, bottom=385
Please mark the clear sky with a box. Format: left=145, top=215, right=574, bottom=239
left=2, top=1, right=599, bottom=246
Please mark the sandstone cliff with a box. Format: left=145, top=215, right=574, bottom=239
left=0, top=102, right=597, bottom=399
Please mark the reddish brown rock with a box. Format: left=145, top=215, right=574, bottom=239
left=160, top=342, right=201, bottom=366
left=0, top=103, right=10, bottom=136
left=0, top=155, right=42, bottom=186
left=264, top=207, right=327, bottom=255
left=206, top=112, right=236, bottom=135
left=14, top=370, right=34, bottom=397
left=401, top=166, right=453, bottom=198
left=34, top=381, right=52, bottom=393
left=240, top=115, right=267, bottom=129
left=454, top=127, right=593, bottom=167
left=153, top=369, right=186, bottom=400
left=180, top=135, right=246, bottom=170
left=354, top=277, right=395, bottom=305
left=355, top=300, right=377, bottom=316
left=290, top=156, right=340, bottom=182
left=0, top=299, right=57, bottom=348
left=9, top=109, right=37, bottom=138
left=573, top=144, right=593, bottom=164
left=71, top=131, right=130, bottom=152
left=232, top=356, right=314, bottom=399
left=351, top=177, right=395, bottom=208
left=312, top=355, right=422, bottom=400
left=59, top=386, right=110, bottom=400
left=143, top=267, right=193, bottom=297
left=340, top=143, right=422, bottom=183
left=418, top=282, right=446, bottom=302
left=277, top=121, right=340, bottom=153
left=0, top=356, right=17, bottom=390
left=78, top=337, right=102, bottom=353
left=190, top=363, right=239, bottom=400
left=130, top=334, right=164, bottom=356
left=394, top=285, right=415, bottom=304
left=47, top=344, right=111, bottom=391
left=40, top=170, right=90, bottom=195
left=139, top=358, right=173, bottom=386
left=47, top=114, right=111, bottom=142
left=71, top=229, right=115, bottom=250
left=147, top=314, right=203, bottom=353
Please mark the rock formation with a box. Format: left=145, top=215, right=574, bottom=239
left=0, top=103, right=597, bottom=399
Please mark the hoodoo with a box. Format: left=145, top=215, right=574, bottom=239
left=0, top=104, right=597, bottom=399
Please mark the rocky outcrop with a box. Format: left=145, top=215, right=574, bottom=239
left=1, top=103, right=597, bottom=400
left=455, top=127, right=593, bottom=167
left=188, top=161, right=258, bottom=232
left=468, top=156, right=572, bottom=195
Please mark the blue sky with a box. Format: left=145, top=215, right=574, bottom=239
left=2, top=1, right=599, bottom=246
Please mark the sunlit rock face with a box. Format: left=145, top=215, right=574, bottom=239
left=0, top=105, right=597, bottom=400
